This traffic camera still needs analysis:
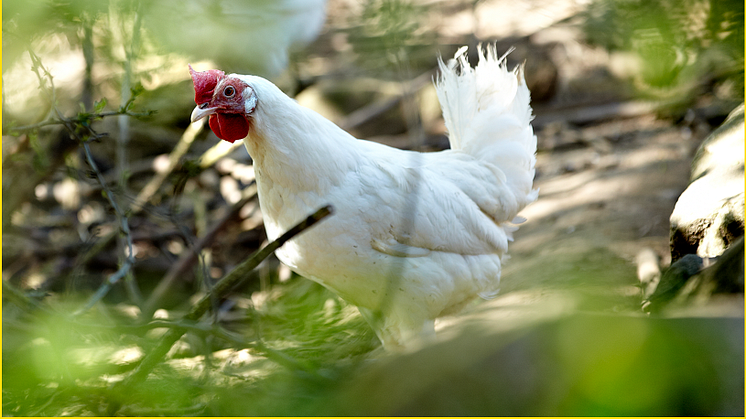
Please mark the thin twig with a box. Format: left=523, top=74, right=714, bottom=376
left=117, top=6, right=143, bottom=189
left=23, top=48, right=140, bottom=318
left=2, top=281, right=56, bottom=316
left=197, top=140, right=243, bottom=169
left=140, top=185, right=257, bottom=320
left=72, top=141, right=137, bottom=317
left=8, top=110, right=153, bottom=133
left=115, top=205, right=333, bottom=390
left=117, top=8, right=145, bottom=308
left=127, top=319, right=314, bottom=372
left=130, top=119, right=205, bottom=212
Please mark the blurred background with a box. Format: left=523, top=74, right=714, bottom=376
left=2, top=0, right=743, bottom=415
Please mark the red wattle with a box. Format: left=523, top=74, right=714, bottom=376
left=209, top=114, right=250, bottom=143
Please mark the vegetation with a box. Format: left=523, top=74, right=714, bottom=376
left=3, top=0, right=742, bottom=415
left=582, top=0, right=743, bottom=112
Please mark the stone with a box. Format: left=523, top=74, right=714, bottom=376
left=670, top=104, right=744, bottom=261
left=643, top=253, right=703, bottom=312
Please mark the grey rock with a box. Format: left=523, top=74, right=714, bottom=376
left=643, top=254, right=703, bottom=312
left=670, top=104, right=744, bottom=261
left=645, top=237, right=744, bottom=313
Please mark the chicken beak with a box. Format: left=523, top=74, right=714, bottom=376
left=191, top=105, right=217, bottom=122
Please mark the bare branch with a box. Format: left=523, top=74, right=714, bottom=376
left=114, top=205, right=333, bottom=391
left=140, top=185, right=257, bottom=320
left=130, top=119, right=206, bottom=212
left=72, top=141, right=137, bottom=317
left=17, top=48, right=142, bottom=318
left=2, top=281, right=55, bottom=315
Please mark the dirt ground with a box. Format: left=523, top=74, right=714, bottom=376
left=433, top=111, right=705, bottom=336
left=405, top=0, right=746, bottom=334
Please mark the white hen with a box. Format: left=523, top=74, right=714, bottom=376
left=144, top=0, right=327, bottom=76
left=189, top=46, right=538, bottom=349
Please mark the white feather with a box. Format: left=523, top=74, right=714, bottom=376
left=225, top=45, right=538, bottom=349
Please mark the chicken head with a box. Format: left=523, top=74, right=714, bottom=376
left=189, top=65, right=255, bottom=143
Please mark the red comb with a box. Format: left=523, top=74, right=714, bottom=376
left=189, top=64, right=225, bottom=105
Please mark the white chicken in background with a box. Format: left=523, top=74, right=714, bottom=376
left=189, top=45, right=538, bottom=349
left=143, top=0, right=327, bottom=76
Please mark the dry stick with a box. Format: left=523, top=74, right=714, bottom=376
left=117, top=205, right=333, bottom=388
left=198, top=139, right=243, bottom=169
left=22, top=49, right=138, bottom=318
left=116, top=9, right=143, bottom=308
left=81, top=131, right=244, bottom=321
left=2, top=281, right=56, bottom=316
left=17, top=53, right=242, bottom=318
left=68, top=119, right=206, bottom=315
left=140, top=186, right=257, bottom=320
left=123, top=119, right=206, bottom=311
left=72, top=141, right=136, bottom=317
left=131, top=319, right=315, bottom=373
left=130, top=118, right=206, bottom=213
left=9, top=106, right=152, bottom=133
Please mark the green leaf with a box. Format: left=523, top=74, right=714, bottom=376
left=94, top=97, right=107, bottom=113
left=77, top=112, right=92, bottom=126
left=130, top=83, right=145, bottom=98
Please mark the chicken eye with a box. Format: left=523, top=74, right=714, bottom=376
left=223, top=86, right=235, bottom=97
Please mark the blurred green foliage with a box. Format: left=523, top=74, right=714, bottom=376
left=2, top=279, right=376, bottom=416
left=3, top=0, right=743, bottom=416
left=3, top=0, right=108, bottom=64
left=582, top=0, right=744, bottom=104
left=348, top=0, right=438, bottom=75
left=310, top=315, right=743, bottom=416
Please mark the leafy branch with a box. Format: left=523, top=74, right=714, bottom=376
left=5, top=37, right=336, bottom=417
left=10, top=48, right=150, bottom=316
left=5, top=88, right=154, bottom=135
left=6, top=48, right=153, bottom=135
left=4, top=204, right=334, bottom=416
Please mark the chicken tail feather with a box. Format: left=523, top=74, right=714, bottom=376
left=436, top=44, right=539, bottom=212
